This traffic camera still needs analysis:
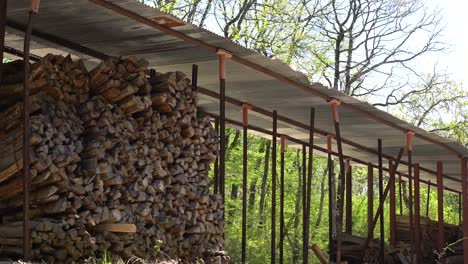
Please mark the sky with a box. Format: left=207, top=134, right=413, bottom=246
left=425, top=0, right=468, bottom=89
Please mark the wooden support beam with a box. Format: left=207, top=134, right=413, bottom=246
left=406, top=131, right=415, bottom=257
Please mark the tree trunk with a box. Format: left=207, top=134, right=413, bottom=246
left=258, top=140, right=271, bottom=227
left=313, top=166, right=327, bottom=239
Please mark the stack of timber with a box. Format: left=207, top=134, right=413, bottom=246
left=0, top=54, right=225, bottom=263
left=333, top=233, right=395, bottom=264
left=395, top=215, right=459, bottom=263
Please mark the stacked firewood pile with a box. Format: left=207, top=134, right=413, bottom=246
left=395, top=215, right=459, bottom=263
left=333, top=233, right=391, bottom=264
left=0, top=54, right=225, bottom=263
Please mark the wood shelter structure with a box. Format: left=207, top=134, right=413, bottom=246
left=1, top=0, right=468, bottom=263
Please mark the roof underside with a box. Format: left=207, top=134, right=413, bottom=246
left=4, top=0, right=468, bottom=192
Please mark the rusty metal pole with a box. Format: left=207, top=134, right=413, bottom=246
left=399, top=173, right=403, bottom=215
left=436, top=161, right=445, bottom=263
left=271, top=110, right=278, bottom=264
left=302, top=145, right=308, bottom=263
left=241, top=104, right=251, bottom=263
left=23, top=1, right=40, bottom=260
left=304, top=107, right=314, bottom=264
left=0, top=0, right=7, bottom=84
left=426, top=181, right=431, bottom=218
left=327, top=134, right=335, bottom=262
left=459, top=192, right=462, bottom=225
left=330, top=99, right=346, bottom=264
left=414, top=164, right=421, bottom=264
left=368, top=164, right=374, bottom=238
left=461, top=158, right=468, bottom=264
left=217, top=49, right=231, bottom=216
left=406, top=131, right=415, bottom=257
left=389, top=161, right=396, bottom=247
left=345, top=159, right=352, bottom=234
left=378, top=139, right=384, bottom=264
left=192, top=64, right=198, bottom=91
left=279, top=135, right=286, bottom=264
left=214, top=117, right=219, bottom=194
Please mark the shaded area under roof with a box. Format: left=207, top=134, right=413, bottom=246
left=3, top=0, right=468, bottom=192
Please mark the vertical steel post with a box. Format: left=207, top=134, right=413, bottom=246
left=461, top=158, right=468, bottom=264
left=426, top=181, right=431, bottom=218
left=368, top=164, right=374, bottom=238
left=399, top=173, right=403, bottom=215
left=217, top=49, right=231, bottom=218
left=406, top=131, right=415, bottom=256
left=302, top=144, right=307, bottom=264
left=23, top=2, right=40, bottom=260
left=389, top=161, right=396, bottom=247
left=459, top=192, right=462, bottom=225
left=330, top=99, right=345, bottom=264
left=414, top=164, right=421, bottom=264
left=436, top=161, right=445, bottom=263
left=377, top=139, right=384, bottom=264
left=191, top=64, right=198, bottom=91
left=327, top=134, right=335, bottom=262
left=345, top=159, right=352, bottom=234
left=304, top=107, right=315, bottom=264
left=241, top=104, right=251, bottom=263
left=214, top=117, right=219, bottom=194
left=0, top=0, right=7, bottom=84
left=271, top=110, right=278, bottom=264
left=279, top=136, right=286, bottom=264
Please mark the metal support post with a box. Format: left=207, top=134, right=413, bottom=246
left=0, top=0, right=7, bottom=84
left=437, top=161, right=445, bottom=263
left=389, top=160, right=396, bottom=247
left=241, top=104, right=251, bottom=263
left=426, top=181, right=431, bottom=217
left=329, top=99, right=345, bottom=264
left=327, top=134, right=336, bottom=262
left=378, top=139, right=384, bottom=264
left=399, top=174, right=403, bottom=215
left=192, top=64, right=198, bottom=91
left=214, top=117, right=219, bottom=194
left=279, top=135, right=286, bottom=264
left=271, top=110, right=278, bottom=264
left=414, top=164, right=421, bottom=264
left=217, top=48, right=231, bottom=215
left=461, top=158, right=468, bottom=264
left=302, top=144, right=307, bottom=264
left=345, top=159, right=352, bottom=234
left=406, top=131, right=415, bottom=256
left=304, top=107, right=314, bottom=264
left=368, top=164, right=374, bottom=238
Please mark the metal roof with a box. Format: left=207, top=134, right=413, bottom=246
left=4, top=0, right=468, bottom=192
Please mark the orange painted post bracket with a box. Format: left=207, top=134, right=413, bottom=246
left=242, top=103, right=252, bottom=127
left=216, top=48, right=232, bottom=80
left=406, top=131, right=415, bottom=151
left=30, top=0, right=40, bottom=14
left=327, top=134, right=334, bottom=154
left=329, top=99, right=341, bottom=122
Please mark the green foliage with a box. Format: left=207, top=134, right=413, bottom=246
left=208, top=128, right=461, bottom=263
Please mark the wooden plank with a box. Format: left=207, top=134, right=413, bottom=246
left=311, top=243, right=328, bottom=264
left=94, top=224, right=137, bottom=233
